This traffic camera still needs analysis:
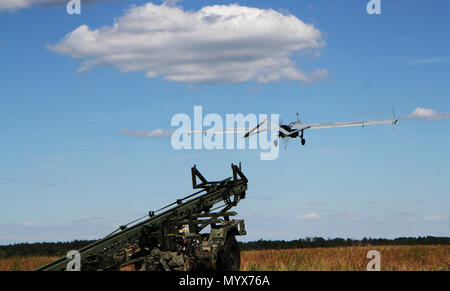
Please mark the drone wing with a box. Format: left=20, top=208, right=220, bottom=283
left=187, top=119, right=272, bottom=137
left=302, top=118, right=398, bottom=130
left=187, top=117, right=398, bottom=137
left=187, top=128, right=250, bottom=135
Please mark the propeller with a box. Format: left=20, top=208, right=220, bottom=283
left=392, top=108, right=398, bottom=125
left=390, top=108, right=399, bottom=135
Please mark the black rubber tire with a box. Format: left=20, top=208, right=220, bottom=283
left=216, top=235, right=240, bottom=271
left=301, top=138, right=306, bottom=146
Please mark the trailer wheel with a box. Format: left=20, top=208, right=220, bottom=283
left=217, top=235, right=240, bottom=271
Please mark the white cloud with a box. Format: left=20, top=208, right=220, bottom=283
left=0, top=0, right=111, bottom=12
left=0, top=0, right=29, bottom=11
left=298, top=213, right=320, bottom=220
left=403, top=107, right=450, bottom=120
left=49, top=3, right=327, bottom=84
left=411, top=57, right=450, bottom=65
left=424, top=216, right=446, bottom=221
left=18, top=221, right=41, bottom=227
left=118, top=128, right=173, bottom=138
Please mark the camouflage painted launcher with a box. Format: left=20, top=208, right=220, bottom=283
left=36, top=163, right=247, bottom=271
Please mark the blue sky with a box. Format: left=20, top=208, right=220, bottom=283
left=0, top=0, right=449, bottom=244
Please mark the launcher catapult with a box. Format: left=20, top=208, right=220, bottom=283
left=37, top=163, right=247, bottom=271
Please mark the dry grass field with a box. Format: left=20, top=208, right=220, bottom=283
left=0, top=256, right=58, bottom=271
left=240, top=245, right=449, bottom=271
left=0, top=245, right=448, bottom=271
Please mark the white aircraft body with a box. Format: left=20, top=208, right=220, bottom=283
left=188, top=113, right=398, bottom=147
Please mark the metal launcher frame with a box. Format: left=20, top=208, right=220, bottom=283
left=36, top=163, right=247, bottom=271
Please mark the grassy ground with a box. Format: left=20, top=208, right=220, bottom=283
left=0, top=245, right=448, bottom=271
left=0, top=256, right=58, bottom=271
left=240, top=245, right=449, bottom=271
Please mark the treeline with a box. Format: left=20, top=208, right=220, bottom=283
left=0, top=236, right=448, bottom=258
left=0, top=240, right=95, bottom=258
left=238, top=236, right=450, bottom=250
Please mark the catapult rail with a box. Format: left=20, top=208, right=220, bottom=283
left=36, top=163, right=247, bottom=271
